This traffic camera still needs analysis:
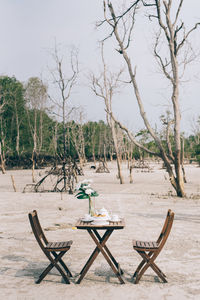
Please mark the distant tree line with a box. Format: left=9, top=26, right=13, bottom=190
left=0, top=76, right=132, bottom=171
left=0, top=75, right=199, bottom=172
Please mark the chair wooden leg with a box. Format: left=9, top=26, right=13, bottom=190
left=134, top=251, right=167, bottom=284
left=152, top=263, right=166, bottom=278
left=133, top=255, right=166, bottom=281
left=59, top=259, right=73, bottom=277
left=132, top=259, right=146, bottom=279
left=133, top=250, right=155, bottom=280
left=52, top=251, right=73, bottom=277
left=54, top=263, right=70, bottom=284
left=50, top=251, right=71, bottom=284
left=37, top=251, right=70, bottom=284
left=36, top=262, right=54, bottom=284
left=140, top=252, right=167, bottom=283
left=134, top=253, right=153, bottom=284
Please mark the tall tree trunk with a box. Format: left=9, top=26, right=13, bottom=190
left=0, top=141, right=6, bottom=174
left=181, top=137, right=187, bottom=183
left=111, top=119, right=124, bottom=184
left=39, top=110, right=43, bottom=153
left=62, top=101, right=67, bottom=191
left=32, top=110, right=37, bottom=183
left=15, top=109, right=20, bottom=156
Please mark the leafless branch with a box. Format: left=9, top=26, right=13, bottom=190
left=47, top=94, right=62, bottom=109
left=173, top=0, right=184, bottom=26
left=107, top=110, right=160, bottom=156
left=97, top=0, right=140, bottom=27
left=160, top=115, right=175, bottom=162
left=154, top=31, right=173, bottom=82
left=124, top=7, right=137, bottom=50
left=176, top=22, right=200, bottom=54
left=155, top=0, right=170, bottom=42
left=98, top=0, right=141, bottom=42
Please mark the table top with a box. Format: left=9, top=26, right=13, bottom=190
left=75, top=218, right=125, bottom=230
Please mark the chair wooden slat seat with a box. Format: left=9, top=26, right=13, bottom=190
left=46, top=241, right=73, bottom=251
left=132, top=209, right=174, bottom=284
left=133, top=240, right=159, bottom=250
left=28, top=210, right=73, bottom=284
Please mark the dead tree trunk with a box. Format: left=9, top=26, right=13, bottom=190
left=181, top=136, right=187, bottom=183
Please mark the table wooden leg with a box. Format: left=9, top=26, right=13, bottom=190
left=94, top=230, right=124, bottom=275
left=89, top=230, right=125, bottom=284
left=76, top=230, right=112, bottom=284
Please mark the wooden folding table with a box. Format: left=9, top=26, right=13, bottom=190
left=75, top=218, right=125, bottom=284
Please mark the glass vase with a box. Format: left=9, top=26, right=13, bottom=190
left=89, top=196, right=95, bottom=216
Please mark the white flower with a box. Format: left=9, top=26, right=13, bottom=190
left=82, top=179, right=93, bottom=184
left=85, top=188, right=94, bottom=195
left=82, top=184, right=90, bottom=190
left=75, top=182, right=81, bottom=191
left=76, top=179, right=92, bottom=191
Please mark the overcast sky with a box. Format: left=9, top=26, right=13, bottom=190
left=0, top=0, right=200, bottom=135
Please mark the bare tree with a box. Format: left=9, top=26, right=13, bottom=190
left=0, top=121, right=6, bottom=174
left=91, top=124, right=97, bottom=165
left=98, top=0, right=200, bottom=197
left=90, top=42, right=125, bottom=184
left=0, top=94, right=6, bottom=173
left=70, top=110, right=86, bottom=168
left=13, top=91, right=20, bottom=156
left=52, top=120, right=59, bottom=162
left=48, top=44, right=79, bottom=191
left=25, top=77, right=48, bottom=182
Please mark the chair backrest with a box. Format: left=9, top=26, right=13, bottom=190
left=156, top=209, right=174, bottom=250
left=28, top=210, right=48, bottom=251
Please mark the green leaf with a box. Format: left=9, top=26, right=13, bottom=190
left=75, top=191, right=85, bottom=197
left=76, top=194, right=89, bottom=199
left=91, top=191, right=99, bottom=197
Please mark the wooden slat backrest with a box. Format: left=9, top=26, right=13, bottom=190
left=156, top=209, right=174, bottom=250
left=157, top=209, right=171, bottom=243
left=28, top=210, right=48, bottom=251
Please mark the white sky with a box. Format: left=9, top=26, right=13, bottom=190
left=0, top=0, right=200, bottom=135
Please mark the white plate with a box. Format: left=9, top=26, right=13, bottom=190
left=81, top=217, right=94, bottom=222
left=91, top=221, right=109, bottom=225
left=93, top=216, right=110, bottom=221
left=110, top=218, right=121, bottom=222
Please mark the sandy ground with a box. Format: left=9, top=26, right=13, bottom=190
left=0, top=161, right=200, bottom=300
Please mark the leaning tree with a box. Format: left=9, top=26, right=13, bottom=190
left=98, top=0, right=200, bottom=197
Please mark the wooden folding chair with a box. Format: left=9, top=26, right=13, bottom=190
left=132, top=209, right=174, bottom=284
left=28, top=210, right=73, bottom=284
